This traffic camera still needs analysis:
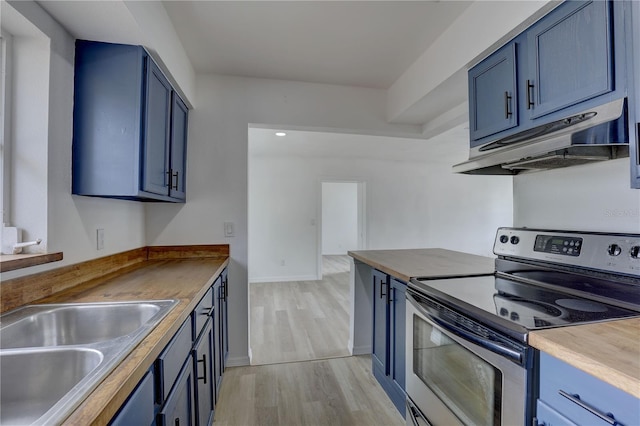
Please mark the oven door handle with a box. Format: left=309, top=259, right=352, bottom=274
left=429, top=314, right=523, bottom=364
left=406, top=397, right=433, bottom=426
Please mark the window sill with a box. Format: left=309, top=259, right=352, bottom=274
left=0, top=252, right=63, bottom=272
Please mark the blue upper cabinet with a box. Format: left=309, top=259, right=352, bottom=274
left=143, top=60, right=173, bottom=197
left=468, top=0, right=626, bottom=146
left=527, top=1, right=613, bottom=119
left=170, top=94, right=189, bottom=201
left=469, top=42, right=518, bottom=141
left=73, top=40, right=189, bottom=202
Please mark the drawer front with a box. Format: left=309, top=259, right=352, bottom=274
left=157, top=317, right=193, bottom=402
left=539, top=352, right=640, bottom=426
left=110, top=368, right=156, bottom=426
left=535, top=400, right=577, bottom=426
left=193, top=287, right=214, bottom=340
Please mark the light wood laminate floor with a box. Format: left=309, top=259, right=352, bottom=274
left=250, top=256, right=351, bottom=365
left=213, top=355, right=405, bottom=426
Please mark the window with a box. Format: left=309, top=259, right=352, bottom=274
left=0, top=30, right=10, bottom=227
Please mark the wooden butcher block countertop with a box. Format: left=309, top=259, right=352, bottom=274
left=1, top=246, right=229, bottom=426
left=348, top=248, right=495, bottom=282
left=529, top=318, right=640, bottom=399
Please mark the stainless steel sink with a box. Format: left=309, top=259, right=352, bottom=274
left=0, top=300, right=178, bottom=425
left=0, top=348, right=103, bottom=425
left=1, top=302, right=164, bottom=348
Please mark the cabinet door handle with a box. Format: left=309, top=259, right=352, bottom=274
left=175, top=418, right=180, bottom=426
left=224, top=279, right=228, bottom=301
left=202, top=306, right=214, bottom=316
left=388, top=286, right=394, bottom=304
left=197, top=354, right=207, bottom=384
left=172, top=171, right=179, bottom=190
left=504, top=91, right=513, bottom=119
left=526, top=80, right=535, bottom=109
left=558, top=390, right=622, bottom=425
left=166, top=170, right=172, bottom=187
left=379, top=278, right=386, bottom=300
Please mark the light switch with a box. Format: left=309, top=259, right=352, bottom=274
left=96, top=228, right=105, bottom=250
left=224, top=222, right=235, bottom=237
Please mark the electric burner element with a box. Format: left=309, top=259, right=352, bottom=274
left=556, top=298, right=609, bottom=313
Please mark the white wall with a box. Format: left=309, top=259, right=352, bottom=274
left=145, top=74, right=438, bottom=366
left=248, top=127, right=513, bottom=283
left=2, top=1, right=146, bottom=280
left=322, top=182, right=358, bottom=256
left=514, top=159, right=640, bottom=233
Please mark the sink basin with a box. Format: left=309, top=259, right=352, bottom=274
left=0, top=300, right=178, bottom=425
left=1, top=302, right=163, bottom=348
left=0, top=348, right=103, bottom=425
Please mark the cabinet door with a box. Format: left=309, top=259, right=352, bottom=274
left=388, top=278, right=407, bottom=416
left=158, top=357, right=195, bottom=426
left=629, top=0, right=640, bottom=189
left=372, top=270, right=389, bottom=375
left=390, top=279, right=406, bottom=395
left=110, top=369, right=156, bottom=426
left=221, top=269, right=229, bottom=367
left=169, top=93, right=188, bottom=200
left=212, top=277, right=223, bottom=401
left=194, top=319, right=214, bottom=426
left=527, top=0, right=613, bottom=119
left=469, top=42, right=518, bottom=142
left=143, top=60, right=172, bottom=196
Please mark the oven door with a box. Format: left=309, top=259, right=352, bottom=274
left=406, top=291, right=527, bottom=426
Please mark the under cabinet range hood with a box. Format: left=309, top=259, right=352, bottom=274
left=453, top=98, right=629, bottom=175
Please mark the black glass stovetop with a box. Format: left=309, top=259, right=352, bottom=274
left=410, top=270, right=640, bottom=337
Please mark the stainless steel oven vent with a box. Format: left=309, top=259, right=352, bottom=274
left=501, top=146, right=627, bottom=171
left=454, top=98, right=629, bottom=175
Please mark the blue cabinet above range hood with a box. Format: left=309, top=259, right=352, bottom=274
left=454, top=0, right=639, bottom=189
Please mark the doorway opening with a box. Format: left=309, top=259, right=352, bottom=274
left=248, top=128, right=368, bottom=365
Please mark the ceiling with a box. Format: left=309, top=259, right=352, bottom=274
left=38, top=1, right=472, bottom=90
left=162, top=1, right=472, bottom=89
left=249, top=126, right=469, bottom=164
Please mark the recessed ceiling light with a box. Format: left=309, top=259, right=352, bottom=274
left=275, top=132, right=286, bottom=137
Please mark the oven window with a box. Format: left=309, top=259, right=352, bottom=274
left=413, top=315, right=502, bottom=425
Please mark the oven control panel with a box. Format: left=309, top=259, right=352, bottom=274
left=533, top=235, right=583, bottom=257
left=494, top=227, right=640, bottom=276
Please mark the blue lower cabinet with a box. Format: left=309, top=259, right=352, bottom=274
left=194, top=319, right=215, bottom=426
left=536, top=352, right=640, bottom=426
left=157, top=318, right=193, bottom=402
left=372, top=270, right=389, bottom=376
left=158, top=357, right=195, bottom=426
left=109, top=268, right=229, bottom=425
left=109, top=368, right=156, bottom=426
left=371, top=270, right=407, bottom=416
left=535, top=400, right=577, bottom=426
left=389, top=278, right=406, bottom=413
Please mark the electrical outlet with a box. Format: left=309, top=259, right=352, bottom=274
left=96, top=229, right=105, bottom=250
left=224, top=222, right=235, bottom=237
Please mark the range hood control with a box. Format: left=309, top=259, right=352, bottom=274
left=607, top=244, right=622, bottom=257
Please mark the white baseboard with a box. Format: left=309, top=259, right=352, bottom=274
left=226, top=355, right=251, bottom=367
left=249, top=274, right=320, bottom=283
left=350, top=344, right=371, bottom=356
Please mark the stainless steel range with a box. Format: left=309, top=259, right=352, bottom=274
left=405, top=227, right=640, bottom=426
